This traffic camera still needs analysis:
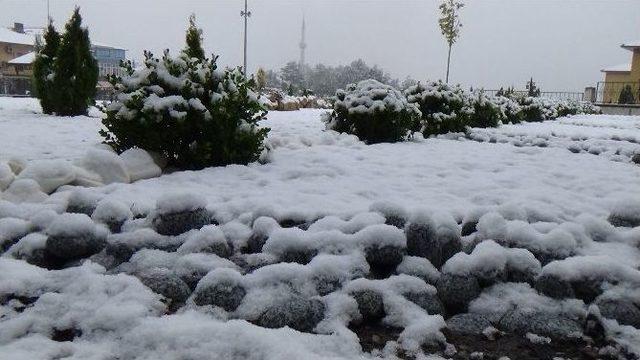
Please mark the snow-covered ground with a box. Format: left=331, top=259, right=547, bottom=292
left=1, top=97, right=640, bottom=359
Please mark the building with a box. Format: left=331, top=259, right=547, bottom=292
left=0, top=22, right=127, bottom=95
left=600, top=41, right=640, bottom=104
left=0, top=23, right=36, bottom=94
left=91, top=42, right=127, bottom=78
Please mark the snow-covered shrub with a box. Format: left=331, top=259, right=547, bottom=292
left=101, top=20, right=269, bottom=170
left=404, top=80, right=472, bottom=136
left=491, top=95, right=524, bottom=124
left=323, top=79, right=421, bottom=144
left=468, top=91, right=503, bottom=128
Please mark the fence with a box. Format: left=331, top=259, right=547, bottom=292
left=595, top=81, right=640, bottom=104
left=483, top=90, right=585, bottom=102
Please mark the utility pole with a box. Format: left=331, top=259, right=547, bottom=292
left=47, top=0, right=50, bottom=25
left=240, top=0, right=251, bottom=76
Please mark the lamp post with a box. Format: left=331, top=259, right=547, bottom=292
left=240, top=0, right=251, bottom=76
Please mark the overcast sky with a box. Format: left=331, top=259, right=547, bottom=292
left=2, top=0, right=639, bottom=91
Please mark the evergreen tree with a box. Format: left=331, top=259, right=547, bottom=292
left=618, top=85, right=636, bottom=104
left=438, top=0, right=464, bottom=83
left=32, top=22, right=60, bottom=114
left=255, top=67, right=267, bottom=90
left=183, top=14, right=205, bottom=60
left=52, top=7, right=99, bottom=116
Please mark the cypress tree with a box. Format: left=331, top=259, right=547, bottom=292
left=183, top=14, right=205, bottom=60
left=32, top=22, right=60, bottom=114
left=52, top=7, right=99, bottom=116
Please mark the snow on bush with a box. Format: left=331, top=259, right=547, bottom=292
left=323, top=79, right=421, bottom=144
left=101, top=47, right=269, bottom=170
left=404, top=80, right=472, bottom=136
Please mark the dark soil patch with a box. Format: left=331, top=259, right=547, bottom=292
left=443, top=330, right=601, bottom=360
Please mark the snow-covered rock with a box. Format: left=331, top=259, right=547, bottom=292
left=136, top=267, right=191, bottom=308
left=71, top=165, right=104, bottom=187
left=77, top=149, right=130, bottom=184
left=92, top=199, right=133, bottom=233
left=0, top=162, right=14, bottom=191
left=193, top=268, right=246, bottom=311
left=45, top=213, right=107, bottom=262
left=436, top=273, right=481, bottom=314
left=152, top=193, right=212, bottom=236
left=16, top=159, right=76, bottom=193
left=120, top=148, right=162, bottom=182
left=257, top=294, right=325, bottom=333
left=1, top=179, right=48, bottom=203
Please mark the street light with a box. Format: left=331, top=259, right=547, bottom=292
left=240, top=0, right=251, bottom=76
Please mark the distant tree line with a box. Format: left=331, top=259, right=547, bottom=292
left=259, top=59, right=405, bottom=97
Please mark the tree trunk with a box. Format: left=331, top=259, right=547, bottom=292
left=446, top=44, right=452, bottom=84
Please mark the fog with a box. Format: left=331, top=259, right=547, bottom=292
left=2, top=0, right=638, bottom=91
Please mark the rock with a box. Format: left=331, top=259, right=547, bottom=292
left=193, top=279, right=246, bottom=311
left=406, top=218, right=461, bottom=269
left=76, top=149, right=130, bottom=185
left=385, top=215, right=406, bottom=229
left=45, top=214, right=106, bottom=262
left=244, top=233, right=268, bottom=254
left=92, top=199, right=133, bottom=234
left=570, top=278, right=604, bottom=304
left=351, top=290, right=385, bottom=324
left=2, top=179, right=48, bottom=203
left=595, top=297, right=640, bottom=328
left=396, top=256, right=441, bottom=285
left=364, top=244, right=405, bottom=277
left=498, top=309, right=583, bottom=340
left=436, top=274, right=481, bottom=315
left=66, top=190, right=102, bottom=216
left=7, top=157, right=27, bottom=175
left=257, top=295, right=325, bottom=333
left=17, top=160, right=76, bottom=194
left=607, top=200, right=640, bottom=228
left=137, top=268, right=191, bottom=307
left=631, top=153, right=640, bottom=165
left=461, top=220, right=478, bottom=236
left=446, top=313, right=494, bottom=335
left=104, top=240, right=137, bottom=265
left=153, top=208, right=211, bottom=236
left=406, top=221, right=439, bottom=261
left=280, top=247, right=318, bottom=265
left=120, top=148, right=162, bottom=182
left=404, top=290, right=445, bottom=315
left=313, top=274, right=342, bottom=296
left=534, top=274, right=575, bottom=299
left=70, top=166, right=104, bottom=187
left=0, top=162, right=14, bottom=191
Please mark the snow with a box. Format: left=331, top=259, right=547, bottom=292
left=8, top=51, right=35, bottom=65
left=119, top=148, right=162, bottom=182
left=1, top=97, right=640, bottom=358
left=0, top=27, right=35, bottom=46
left=601, top=63, right=631, bottom=72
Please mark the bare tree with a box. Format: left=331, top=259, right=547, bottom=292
left=438, top=0, right=464, bottom=83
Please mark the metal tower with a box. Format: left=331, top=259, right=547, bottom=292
left=299, top=16, right=307, bottom=68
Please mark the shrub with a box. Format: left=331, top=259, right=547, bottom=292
left=100, top=19, right=269, bottom=170
left=490, top=95, right=523, bottom=124
left=323, top=79, right=421, bottom=144
left=468, top=91, right=502, bottom=128
left=404, top=80, right=472, bottom=136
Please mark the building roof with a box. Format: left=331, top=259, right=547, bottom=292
left=601, top=63, right=632, bottom=73
left=92, top=41, right=126, bottom=51
left=0, top=27, right=35, bottom=46
left=621, top=40, right=640, bottom=51
left=8, top=51, right=35, bottom=64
